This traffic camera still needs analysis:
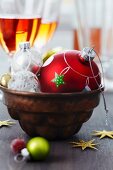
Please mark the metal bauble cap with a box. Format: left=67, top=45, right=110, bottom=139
left=19, top=42, right=30, bottom=50
left=81, top=47, right=96, bottom=62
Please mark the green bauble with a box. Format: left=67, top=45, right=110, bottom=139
left=27, top=137, right=50, bottom=161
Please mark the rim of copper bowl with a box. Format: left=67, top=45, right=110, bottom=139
left=0, top=85, right=104, bottom=97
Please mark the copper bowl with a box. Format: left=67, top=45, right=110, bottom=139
left=0, top=85, right=103, bottom=140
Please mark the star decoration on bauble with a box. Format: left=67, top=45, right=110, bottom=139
left=51, top=72, right=65, bottom=87
left=0, top=119, right=15, bottom=127
left=69, top=139, right=98, bottom=150
left=92, top=130, right=113, bottom=139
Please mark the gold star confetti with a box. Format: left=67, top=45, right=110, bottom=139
left=69, top=139, right=98, bottom=150
left=92, top=130, right=113, bottom=139
left=0, top=120, right=16, bottom=127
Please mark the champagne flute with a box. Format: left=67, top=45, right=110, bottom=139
left=34, top=0, right=62, bottom=51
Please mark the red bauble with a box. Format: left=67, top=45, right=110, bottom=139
left=31, top=65, right=40, bottom=74
left=10, top=138, right=26, bottom=153
left=39, top=50, right=101, bottom=93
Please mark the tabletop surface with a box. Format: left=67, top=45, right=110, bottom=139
left=0, top=92, right=113, bottom=170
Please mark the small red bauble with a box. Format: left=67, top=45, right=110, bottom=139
left=31, top=65, right=40, bottom=74
left=39, top=49, right=101, bottom=93
left=10, top=138, right=26, bottom=153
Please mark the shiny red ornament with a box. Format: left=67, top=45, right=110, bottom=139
left=39, top=49, right=101, bottom=93
left=10, top=138, right=26, bottom=153
left=31, top=65, right=40, bottom=74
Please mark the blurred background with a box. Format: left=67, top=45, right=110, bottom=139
left=49, top=0, right=75, bottom=49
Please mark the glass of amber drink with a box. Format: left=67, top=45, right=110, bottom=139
left=0, top=0, right=44, bottom=55
left=34, top=0, right=61, bottom=50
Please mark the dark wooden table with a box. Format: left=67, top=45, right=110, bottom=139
left=0, top=92, right=113, bottom=170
